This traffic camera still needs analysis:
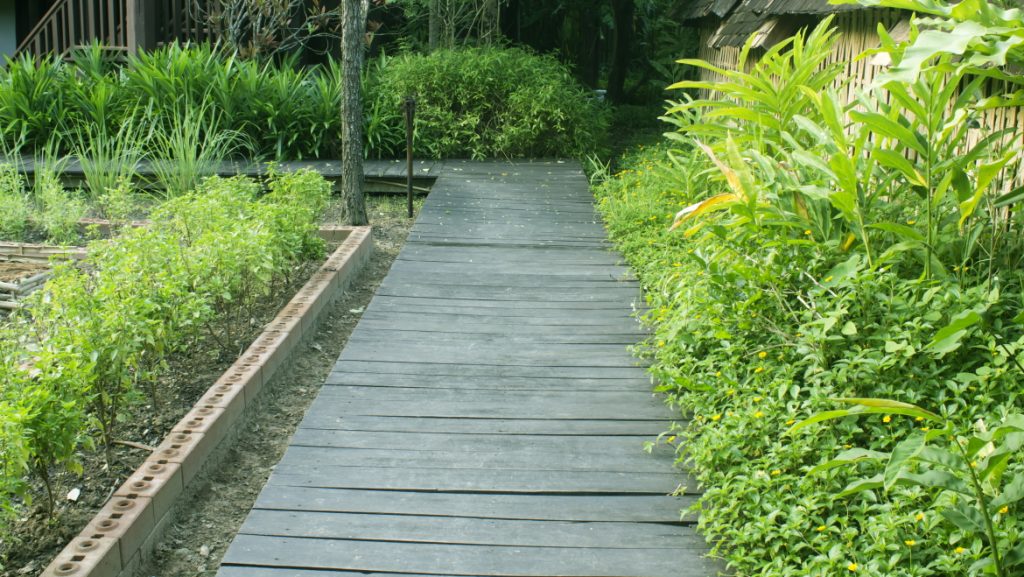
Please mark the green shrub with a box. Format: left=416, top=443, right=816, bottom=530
left=0, top=165, right=30, bottom=240
left=367, top=46, right=609, bottom=159
left=0, top=169, right=328, bottom=534
left=596, top=15, right=1024, bottom=577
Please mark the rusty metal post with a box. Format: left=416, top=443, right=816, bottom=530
left=404, top=96, right=416, bottom=218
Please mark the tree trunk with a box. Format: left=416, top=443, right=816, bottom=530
left=341, top=0, right=369, bottom=225
left=428, top=0, right=440, bottom=50
left=481, top=0, right=500, bottom=44
left=607, top=0, right=634, bottom=103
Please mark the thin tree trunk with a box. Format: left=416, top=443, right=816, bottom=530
left=428, top=0, right=440, bottom=50
left=607, top=0, right=634, bottom=103
left=341, top=0, right=369, bottom=225
left=481, top=0, right=500, bottom=44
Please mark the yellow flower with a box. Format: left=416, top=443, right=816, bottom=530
left=999, top=505, right=1009, bottom=514
left=771, top=469, right=781, bottom=476
left=915, top=416, right=925, bottom=422
left=754, top=411, right=764, bottom=418
left=726, top=389, right=736, bottom=396
left=847, top=562, right=858, bottom=571
left=753, top=396, right=762, bottom=403
left=970, top=461, right=978, bottom=468
left=955, top=546, right=966, bottom=554
left=816, top=525, right=827, bottom=532
left=883, top=415, right=892, bottom=423
left=711, top=414, right=721, bottom=421
left=715, top=371, right=722, bottom=378
left=786, top=419, right=796, bottom=425
left=905, top=540, right=916, bottom=547
left=805, top=229, right=813, bottom=236
left=667, top=436, right=676, bottom=444
left=758, top=351, right=768, bottom=359
left=657, top=340, right=665, bottom=347
left=907, top=219, right=916, bottom=225
left=915, top=513, right=925, bottom=522
left=754, top=366, right=765, bottom=374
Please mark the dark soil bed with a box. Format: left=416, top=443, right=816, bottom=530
left=2, top=195, right=421, bottom=577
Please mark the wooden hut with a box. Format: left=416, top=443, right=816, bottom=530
left=681, top=0, right=1024, bottom=193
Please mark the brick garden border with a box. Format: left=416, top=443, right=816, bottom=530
left=40, top=225, right=373, bottom=577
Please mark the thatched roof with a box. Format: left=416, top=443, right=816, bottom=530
left=684, top=0, right=870, bottom=48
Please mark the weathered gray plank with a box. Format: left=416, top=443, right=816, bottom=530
left=322, top=371, right=652, bottom=391
left=239, top=510, right=700, bottom=549
left=277, top=445, right=674, bottom=474
left=267, top=464, right=689, bottom=494
left=297, top=415, right=672, bottom=436
left=329, top=360, right=644, bottom=379
left=251, top=486, right=695, bottom=522
left=220, top=535, right=715, bottom=577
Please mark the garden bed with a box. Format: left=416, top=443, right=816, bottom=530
left=0, top=243, right=85, bottom=310
left=26, top=226, right=372, bottom=577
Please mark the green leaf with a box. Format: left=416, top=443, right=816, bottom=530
left=869, top=222, right=925, bottom=242
left=838, top=473, right=884, bottom=498
left=885, top=431, right=926, bottom=490
left=991, top=473, right=1024, bottom=509
left=941, top=501, right=987, bottom=534
left=808, top=448, right=889, bottom=476
left=841, top=321, right=858, bottom=336
left=995, top=185, right=1024, bottom=208
left=872, top=149, right=925, bottom=186
left=1003, top=540, right=1024, bottom=568
left=928, top=310, right=982, bottom=355
left=833, top=398, right=942, bottom=421
left=896, top=470, right=972, bottom=496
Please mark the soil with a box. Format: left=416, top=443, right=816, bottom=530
left=2, top=194, right=421, bottom=577
left=0, top=262, right=48, bottom=284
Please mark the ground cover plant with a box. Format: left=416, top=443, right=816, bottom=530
left=0, top=170, right=329, bottom=562
left=596, top=8, right=1024, bottom=576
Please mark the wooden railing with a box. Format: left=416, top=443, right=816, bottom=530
left=15, top=0, right=217, bottom=60
left=16, top=0, right=129, bottom=58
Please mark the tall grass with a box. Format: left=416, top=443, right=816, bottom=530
left=147, top=100, right=251, bottom=198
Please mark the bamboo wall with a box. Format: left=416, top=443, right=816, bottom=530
left=691, top=9, right=1024, bottom=194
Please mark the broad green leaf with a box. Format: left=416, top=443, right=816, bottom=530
left=941, top=502, right=987, bottom=534
left=869, top=222, right=925, bottom=242
left=1002, top=539, right=1024, bottom=568
left=928, top=310, right=982, bottom=355
left=959, top=149, right=1018, bottom=229
left=838, top=473, right=883, bottom=498
left=885, top=432, right=926, bottom=490
left=995, top=185, right=1024, bottom=209
left=896, top=470, right=972, bottom=496
left=833, top=398, right=942, bottom=421
left=872, top=149, right=925, bottom=186
left=808, top=448, right=888, bottom=476
left=850, top=110, right=927, bottom=155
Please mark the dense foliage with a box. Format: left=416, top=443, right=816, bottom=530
left=0, top=43, right=606, bottom=163
left=0, top=170, right=328, bottom=547
left=596, top=14, right=1024, bottom=577
left=366, top=46, right=609, bottom=159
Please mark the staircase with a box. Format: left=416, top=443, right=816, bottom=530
left=14, top=0, right=216, bottom=60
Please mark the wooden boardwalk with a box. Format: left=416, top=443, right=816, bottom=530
left=216, top=160, right=715, bottom=577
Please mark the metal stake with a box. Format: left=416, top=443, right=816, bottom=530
left=404, top=96, right=416, bottom=219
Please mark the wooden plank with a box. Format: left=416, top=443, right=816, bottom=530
left=357, top=310, right=644, bottom=329
left=251, top=486, right=694, bottom=523
left=351, top=318, right=646, bottom=337
left=268, top=463, right=689, bottom=494
left=277, top=445, right=675, bottom=474
left=288, top=429, right=670, bottom=453
left=220, top=535, right=714, bottom=577
left=329, top=360, right=644, bottom=379
left=336, top=342, right=645, bottom=368
left=239, top=510, right=701, bottom=549
left=311, top=386, right=661, bottom=408
left=348, top=326, right=641, bottom=345
left=297, top=414, right=672, bottom=436
left=322, top=370, right=651, bottom=391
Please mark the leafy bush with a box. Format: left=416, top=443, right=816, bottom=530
left=0, top=165, right=30, bottom=239
left=0, top=169, right=328, bottom=534
left=596, top=15, right=1024, bottom=577
left=366, top=46, right=609, bottom=159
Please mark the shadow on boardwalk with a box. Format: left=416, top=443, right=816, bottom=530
left=216, top=160, right=717, bottom=577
